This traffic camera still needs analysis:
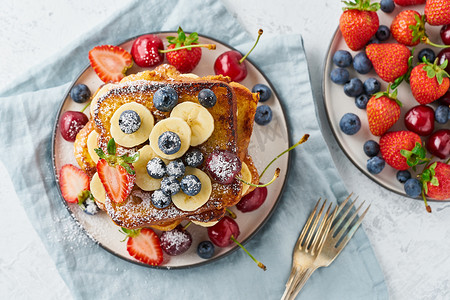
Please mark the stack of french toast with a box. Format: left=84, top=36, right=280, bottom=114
left=73, top=64, right=260, bottom=231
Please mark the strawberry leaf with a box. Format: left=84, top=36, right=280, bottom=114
left=120, top=162, right=135, bottom=175
left=107, top=138, right=116, bottom=155
left=121, top=152, right=140, bottom=164
left=400, top=142, right=428, bottom=167
left=77, top=190, right=93, bottom=210
left=95, top=147, right=106, bottom=159
left=420, top=162, right=439, bottom=194
left=440, top=59, right=448, bottom=70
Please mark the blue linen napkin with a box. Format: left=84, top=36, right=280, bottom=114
left=0, top=0, right=388, bottom=299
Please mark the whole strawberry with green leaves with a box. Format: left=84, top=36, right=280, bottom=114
left=409, top=59, right=450, bottom=104
left=366, top=43, right=411, bottom=83
left=394, top=0, right=425, bottom=6
left=339, top=0, right=380, bottom=51
left=379, top=130, right=425, bottom=170
left=366, top=87, right=402, bottom=136
left=425, top=0, right=450, bottom=26
left=421, top=162, right=450, bottom=201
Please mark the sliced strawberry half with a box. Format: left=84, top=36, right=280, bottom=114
left=124, top=228, right=163, bottom=266
left=59, top=164, right=90, bottom=203
left=97, top=159, right=135, bottom=203
left=89, top=45, right=133, bottom=83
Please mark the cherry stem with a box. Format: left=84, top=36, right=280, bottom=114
left=80, top=100, right=91, bottom=113
left=159, top=44, right=216, bottom=53
left=226, top=208, right=237, bottom=219
left=423, top=37, right=450, bottom=49
left=230, top=235, right=266, bottom=271
left=183, top=221, right=192, bottom=230
left=259, top=134, right=310, bottom=178
left=239, top=29, right=263, bottom=64
left=421, top=190, right=432, bottom=213
left=236, top=168, right=280, bottom=187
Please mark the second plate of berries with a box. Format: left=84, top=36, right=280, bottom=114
left=323, top=0, right=450, bottom=207
left=52, top=29, right=297, bottom=268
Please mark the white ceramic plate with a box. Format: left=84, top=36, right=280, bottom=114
left=322, top=5, right=449, bottom=200
left=52, top=32, right=291, bottom=268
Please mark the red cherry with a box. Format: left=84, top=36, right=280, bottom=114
left=437, top=48, right=450, bottom=74
left=205, top=150, right=241, bottom=185
left=441, top=25, right=450, bottom=45
left=208, top=216, right=239, bottom=247
left=130, top=34, right=164, bottom=67
left=59, top=111, right=89, bottom=142
left=404, top=105, right=435, bottom=136
left=236, top=186, right=268, bottom=212
left=427, top=129, right=450, bottom=159
left=159, top=225, right=192, bottom=256
left=438, top=88, right=450, bottom=106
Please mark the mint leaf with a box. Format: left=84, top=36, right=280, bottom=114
left=107, top=138, right=116, bottom=155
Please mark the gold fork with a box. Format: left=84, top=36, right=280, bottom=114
left=281, top=194, right=370, bottom=300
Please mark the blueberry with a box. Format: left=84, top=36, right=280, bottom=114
left=180, top=175, right=202, bottom=196
left=363, top=140, right=380, bottom=157
left=184, top=148, right=204, bottom=167
left=435, top=105, right=449, bottom=124
left=70, top=84, right=91, bottom=103
left=118, top=110, right=141, bottom=134
left=396, top=170, right=411, bottom=184
left=166, top=159, right=185, bottom=178
left=153, top=86, right=178, bottom=111
left=418, top=48, right=436, bottom=63
left=353, top=52, right=373, bottom=74
left=333, top=50, right=353, bottom=68
left=197, top=241, right=215, bottom=259
left=158, top=131, right=181, bottom=155
left=330, top=68, right=350, bottom=85
left=339, top=113, right=361, bottom=135
left=198, top=89, right=217, bottom=108
left=161, top=176, right=181, bottom=196
left=79, top=194, right=99, bottom=215
left=252, top=84, right=272, bottom=102
left=366, top=36, right=380, bottom=45
left=380, top=0, right=395, bottom=13
left=363, top=78, right=381, bottom=95
left=366, top=156, right=385, bottom=174
left=151, top=189, right=172, bottom=209
left=404, top=178, right=422, bottom=198
left=355, top=94, right=370, bottom=109
left=376, top=25, right=391, bottom=41
left=254, top=105, right=273, bottom=125
left=146, top=157, right=166, bottom=179
left=344, top=78, right=364, bottom=97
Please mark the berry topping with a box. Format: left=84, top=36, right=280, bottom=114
left=254, top=105, right=273, bottom=125
left=161, top=176, right=181, bottom=196
left=118, top=110, right=141, bottom=134
left=339, top=113, right=361, bottom=135
left=208, top=216, right=240, bottom=247
left=88, top=45, right=133, bottom=83
left=160, top=226, right=192, bottom=256
left=146, top=157, right=167, bottom=179
left=205, top=150, right=242, bottom=185
left=363, top=140, right=380, bottom=157
left=418, top=48, right=436, bottom=63
left=151, top=189, right=172, bottom=209
left=251, top=84, right=272, bottom=102
left=59, top=164, right=90, bottom=203
left=198, top=88, right=217, bottom=108
left=397, top=170, right=411, bottom=184
left=183, top=148, right=204, bottom=168
left=197, top=241, right=215, bottom=259
left=427, top=129, right=450, bottom=159
left=153, top=86, right=178, bottom=112
left=435, top=105, right=449, bottom=124
left=158, top=131, right=182, bottom=155
left=236, top=186, right=268, bottom=212
left=122, top=228, right=163, bottom=266
left=333, top=50, right=353, bottom=68
left=131, top=34, right=164, bottom=67
left=353, top=52, right=373, bottom=74
left=376, top=25, right=391, bottom=41
left=367, top=156, right=385, bottom=174
left=404, top=105, right=435, bottom=136
left=404, top=178, right=422, bottom=198
left=344, top=78, right=363, bottom=97
left=166, top=159, right=185, bottom=178
left=330, top=68, right=350, bottom=85
left=380, top=0, right=395, bottom=13
left=70, top=84, right=91, bottom=103
left=355, top=94, right=370, bottom=109
left=59, top=111, right=89, bottom=142
left=363, top=78, right=381, bottom=95
left=180, top=174, right=202, bottom=196
left=77, top=190, right=99, bottom=215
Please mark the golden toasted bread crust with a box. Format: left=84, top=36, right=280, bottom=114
left=74, top=120, right=96, bottom=178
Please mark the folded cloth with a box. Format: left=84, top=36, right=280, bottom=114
left=0, top=0, right=388, bottom=299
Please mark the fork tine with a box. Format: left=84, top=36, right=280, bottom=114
left=331, top=195, right=358, bottom=235
left=336, top=204, right=370, bottom=251
left=316, top=202, right=339, bottom=253
left=310, top=201, right=333, bottom=255
left=304, top=199, right=327, bottom=251
left=295, top=198, right=321, bottom=250
left=334, top=200, right=365, bottom=242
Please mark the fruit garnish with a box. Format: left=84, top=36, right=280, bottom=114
left=214, top=29, right=263, bottom=82
left=59, top=164, right=90, bottom=203
left=367, top=86, right=402, bottom=136
left=59, top=111, right=89, bottom=142
left=400, top=142, right=429, bottom=169
left=121, top=227, right=163, bottom=266
left=95, top=138, right=139, bottom=203
left=160, top=225, right=192, bottom=256
left=404, top=105, right=435, bottom=136
left=205, top=150, right=242, bottom=185
left=197, top=241, right=215, bottom=259
left=88, top=45, right=133, bottom=83
left=131, top=34, right=164, bottom=67
left=421, top=162, right=450, bottom=203
left=208, top=216, right=266, bottom=270
left=77, top=190, right=99, bottom=215
left=394, top=0, right=425, bottom=6
left=254, top=105, right=273, bottom=126
left=427, top=129, right=450, bottom=159
left=236, top=186, right=268, bottom=213
left=410, top=59, right=450, bottom=105
left=379, top=131, right=424, bottom=170
left=425, top=0, right=450, bottom=26
left=70, top=84, right=91, bottom=103
left=366, top=43, right=411, bottom=84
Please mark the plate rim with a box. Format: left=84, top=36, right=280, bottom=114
left=51, top=31, right=293, bottom=269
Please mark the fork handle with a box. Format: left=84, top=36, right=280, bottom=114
left=281, top=266, right=317, bottom=300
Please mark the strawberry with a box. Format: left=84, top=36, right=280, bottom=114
left=95, top=138, right=139, bottom=203
left=394, top=0, right=425, bottom=5
left=122, top=228, right=163, bottom=266
left=59, top=164, right=90, bottom=203
left=366, top=88, right=401, bottom=136
left=409, top=60, right=450, bottom=104
left=162, top=27, right=215, bottom=73
left=391, top=10, right=424, bottom=46
left=421, top=162, right=450, bottom=200
left=366, top=43, right=411, bottom=83
left=379, top=131, right=424, bottom=170
left=88, top=45, right=133, bottom=83
left=425, top=0, right=450, bottom=26
left=339, top=0, right=380, bottom=51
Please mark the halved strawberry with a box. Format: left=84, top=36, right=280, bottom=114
left=123, top=228, right=163, bottom=266
left=88, top=45, right=133, bottom=83
left=59, top=164, right=90, bottom=203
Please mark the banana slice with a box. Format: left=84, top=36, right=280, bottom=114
left=149, top=117, right=191, bottom=159
left=170, top=102, right=214, bottom=146
left=240, top=162, right=252, bottom=196
left=179, top=73, right=200, bottom=79
left=90, top=172, right=106, bottom=204
left=133, top=145, right=169, bottom=191
left=172, top=167, right=212, bottom=211
left=192, top=220, right=218, bottom=227
left=87, top=130, right=100, bottom=164
left=110, top=102, right=154, bottom=148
